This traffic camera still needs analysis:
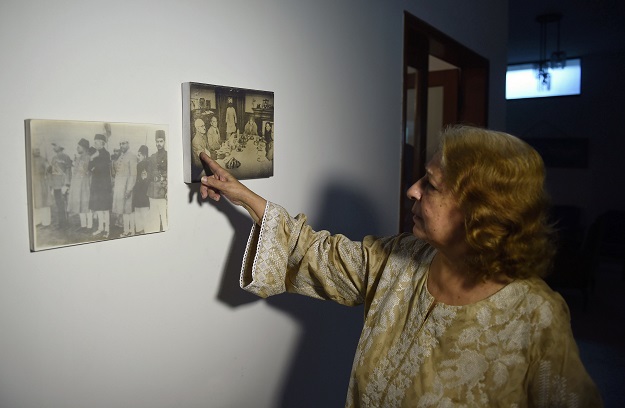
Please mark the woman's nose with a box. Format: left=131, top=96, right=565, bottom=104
left=407, top=178, right=422, bottom=201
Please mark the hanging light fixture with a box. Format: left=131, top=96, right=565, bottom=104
left=535, top=13, right=566, bottom=91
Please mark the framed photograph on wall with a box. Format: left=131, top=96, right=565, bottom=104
left=25, top=119, right=169, bottom=251
left=182, top=82, right=274, bottom=183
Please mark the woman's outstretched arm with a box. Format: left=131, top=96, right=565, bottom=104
left=199, top=152, right=267, bottom=224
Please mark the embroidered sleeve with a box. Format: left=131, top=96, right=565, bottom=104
left=527, top=294, right=603, bottom=407
left=239, top=201, right=393, bottom=306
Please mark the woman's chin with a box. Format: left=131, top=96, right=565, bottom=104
left=411, top=224, right=426, bottom=239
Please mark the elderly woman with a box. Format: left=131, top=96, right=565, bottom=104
left=199, top=125, right=601, bottom=407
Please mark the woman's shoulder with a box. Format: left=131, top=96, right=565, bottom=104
left=516, top=277, right=567, bottom=306
left=491, top=277, right=570, bottom=324
left=361, top=234, right=435, bottom=281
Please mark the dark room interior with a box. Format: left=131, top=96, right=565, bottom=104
left=507, top=1, right=625, bottom=405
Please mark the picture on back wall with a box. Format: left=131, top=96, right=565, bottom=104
left=182, top=82, right=274, bottom=183
left=25, top=119, right=169, bottom=251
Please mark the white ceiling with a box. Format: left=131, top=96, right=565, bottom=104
left=507, top=0, right=625, bottom=64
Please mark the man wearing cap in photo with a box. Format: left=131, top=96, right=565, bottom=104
left=146, top=130, right=168, bottom=233
left=112, top=138, right=137, bottom=238
left=226, top=99, right=237, bottom=136
left=48, top=142, right=72, bottom=228
left=67, top=138, right=93, bottom=230
left=89, top=133, right=113, bottom=238
left=132, top=145, right=150, bottom=234
left=31, top=147, right=52, bottom=227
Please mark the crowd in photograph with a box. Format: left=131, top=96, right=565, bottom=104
left=31, top=129, right=168, bottom=239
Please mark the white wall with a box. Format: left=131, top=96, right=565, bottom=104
left=0, top=1, right=507, bottom=407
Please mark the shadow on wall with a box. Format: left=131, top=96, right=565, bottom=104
left=267, top=182, right=381, bottom=407
left=189, top=182, right=259, bottom=307
left=189, top=180, right=382, bottom=407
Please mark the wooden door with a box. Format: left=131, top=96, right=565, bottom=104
left=400, top=12, right=489, bottom=233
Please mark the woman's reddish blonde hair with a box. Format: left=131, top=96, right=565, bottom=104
left=440, top=125, right=555, bottom=280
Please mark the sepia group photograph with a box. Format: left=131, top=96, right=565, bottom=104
left=25, top=119, right=169, bottom=251
left=182, top=82, right=274, bottom=183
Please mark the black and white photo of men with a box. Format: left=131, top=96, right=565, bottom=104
left=25, top=119, right=169, bottom=251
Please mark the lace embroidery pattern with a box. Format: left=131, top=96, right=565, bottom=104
left=241, top=201, right=288, bottom=297
left=536, top=360, right=582, bottom=408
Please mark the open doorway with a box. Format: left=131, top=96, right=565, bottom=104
left=400, top=12, right=489, bottom=233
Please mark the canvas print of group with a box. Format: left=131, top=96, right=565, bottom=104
left=183, top=82, right=274, bottom=183
left=26, top=119, right=169, bottom=251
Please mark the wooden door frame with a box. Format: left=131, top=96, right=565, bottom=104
left=428, top=69, right=460, bottom=126
left=400, top=12, right=489, bottom=232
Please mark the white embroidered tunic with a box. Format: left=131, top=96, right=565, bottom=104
left=241, top=202, right=602, bottom=407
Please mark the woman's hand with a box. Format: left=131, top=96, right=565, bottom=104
left=199, top=152, right=267, bottom=224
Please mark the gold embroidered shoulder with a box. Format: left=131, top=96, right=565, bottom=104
left=240, top=202, right=602, bottom=407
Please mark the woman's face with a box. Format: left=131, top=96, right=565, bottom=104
left=406, top=152, right=466, bottom=252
